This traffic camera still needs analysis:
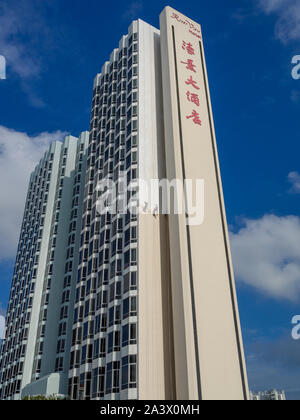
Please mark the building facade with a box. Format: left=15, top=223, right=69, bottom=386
left=0, top=7, right=249, bottom=400
left=0, top=133, right=89, bottom=399
left=67, top=17, right=174, bottom=401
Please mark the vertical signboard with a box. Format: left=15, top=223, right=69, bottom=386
left=160, top=7, right=249, bottom=400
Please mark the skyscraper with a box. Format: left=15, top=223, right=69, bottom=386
left=0, top=132, right=89, bottom=399
left=0, top=7, right=249, bottom=401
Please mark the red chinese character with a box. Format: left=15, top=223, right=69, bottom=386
left=181, top=59, right=196, bottom=72
left=186, top=110, right=202, bottom=126
left=185, top=76, right=200, bottom=90
left=182, top=41, right=195, bottom=55
left=186, top=91, right=200, bottom=107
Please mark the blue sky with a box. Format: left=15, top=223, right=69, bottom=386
left=0, top=0, right=300, bottom=399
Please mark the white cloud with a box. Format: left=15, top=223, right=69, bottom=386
left=122, top=1, right=143, bottom=21
left=0, top=2, right=42, bottom=80
left=0, top=302, right=5, bottom=318
left=246, top=332, right=300, bottom=399
left=257, top=0, right=286, bottom=13
left=0, top=126, right=68, bottom=261
left=288, top=171, right=300, bottom=194
left=0, top=0, right=72, bottom=107
left=230, top=214, right=300, bottom=301
left=256, top=0, right=300, bottom=43
left=0, top=315, right=5, bottom=340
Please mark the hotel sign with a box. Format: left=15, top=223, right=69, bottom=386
left=160, top=6, right=249, bottom=400
left=160, top=7, right=215, bottom=190
left=170, top=12, right=202, bottom=40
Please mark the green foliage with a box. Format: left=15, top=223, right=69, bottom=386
left=22, top=394, right=66, bottom=400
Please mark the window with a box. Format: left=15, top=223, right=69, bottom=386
left=55, top=357, right=64, bottom=372
left=81, top=345, right=87, bottom=365
left=124, top=273, right=129, bottom=293
left=123, top=297, right=129, bottom=319
left=131, top=272, right=137, bottom=290
left=109, top=306, right=114, bottom=327
left=116, top=281, right=122, bottom=299
left=56, top=339, right=65, bottom=354
left=98, top=367, right=105, bottom=396
left=131, top=248, right=137, bottom=265
left=122, top=324, right=129, bottom=347
left=108, top=332, right=114, bottom=354
left=121, top=355, right=136, bottom=390
left=100, top=338, right=106, bottom=357
left=124, top=250, right=130, bottom=270
left=130, top=323, right=137, bottom=344
left=106, top=361, right=120, bottom=395
left=130, top=296, right=137, bottom=316
left=106, top=362, right=113, bottom=395
left=114, top=330, right=120, bottom=352
left=38, top=341, right=44, bottom=355
left=36, top=359, right=42, bottom=374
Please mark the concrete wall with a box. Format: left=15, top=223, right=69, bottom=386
left=21, top=373, right=65, bottom=398
left=137, top=19, right=176, bottom=400
left=160, top=6, right=249, bottom=400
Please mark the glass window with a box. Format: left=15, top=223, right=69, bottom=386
left=122, top=324, right=129, bottom=347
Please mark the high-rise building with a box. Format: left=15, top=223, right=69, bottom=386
left=0, top=7, right=249, bottom=400
left=0, top=132, right=89, bottom=399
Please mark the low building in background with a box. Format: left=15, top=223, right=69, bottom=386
left=250, top=390, right=286, bottom=400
